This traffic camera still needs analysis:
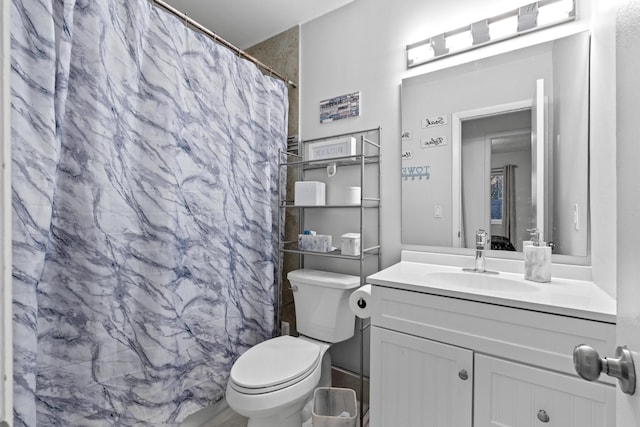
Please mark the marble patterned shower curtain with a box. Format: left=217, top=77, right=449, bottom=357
left=11, top=0, right=288, bottom=425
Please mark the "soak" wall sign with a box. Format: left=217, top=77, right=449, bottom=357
left=421, top=114, right=448, bottom=129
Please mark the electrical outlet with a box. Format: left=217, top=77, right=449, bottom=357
left=281, top=321, right=290, bottom=336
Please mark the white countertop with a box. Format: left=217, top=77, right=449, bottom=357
left=367, top=252, right=616, bottom=323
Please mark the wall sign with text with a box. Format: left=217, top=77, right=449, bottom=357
left=402, top=165, right=430, bottom=180
left=307, top=136, right=357, bottom=161
left=421, top=136, right=448, bottom=148
left=421, top=114, right=448, bottom=129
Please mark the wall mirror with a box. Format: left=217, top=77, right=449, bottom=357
left=401, top=31, right=590, bottom=260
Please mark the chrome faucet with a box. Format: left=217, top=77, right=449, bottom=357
left=473, top=229, right=489, bottom=272
left=463, top=229, right=498, bottom=274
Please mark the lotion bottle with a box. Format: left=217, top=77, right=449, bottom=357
left=523, top=229, right=551, bottom=283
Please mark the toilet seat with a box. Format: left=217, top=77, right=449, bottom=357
left=229, top=336, right=321, bottom=395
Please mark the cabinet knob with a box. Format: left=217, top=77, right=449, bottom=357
left=573, top=344, right=636, bottom=395
left=537, top=409, right=550, bottom=423
left=458, top=369, right=469, bottom=381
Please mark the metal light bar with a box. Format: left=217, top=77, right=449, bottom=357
left=406, top=0, right=575, bottom=68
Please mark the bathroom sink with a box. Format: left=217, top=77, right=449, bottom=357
left=425, top=271, right=540, bottom=293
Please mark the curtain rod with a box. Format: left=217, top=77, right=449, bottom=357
left=150, top=0, right=298, bottom=88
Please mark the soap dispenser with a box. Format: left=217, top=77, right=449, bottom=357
left=523, top=229, right=551, bottom=283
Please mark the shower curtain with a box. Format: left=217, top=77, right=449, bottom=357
left=11, top=0, right=288, bottom=425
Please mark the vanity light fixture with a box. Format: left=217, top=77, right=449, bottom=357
left=406, top=0, right=576, bottom=68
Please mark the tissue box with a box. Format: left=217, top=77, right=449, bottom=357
left=341, top=233, right=361, bottom=256
left=295, top=181, right=326, bottom=206
left=298, top=234, right=332, bottom=252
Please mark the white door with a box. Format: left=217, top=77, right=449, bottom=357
left=614, top=0, right=640, bottom=424
left=574, top=1, right=640, bottom=424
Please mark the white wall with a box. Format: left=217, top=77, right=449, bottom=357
left=589, top=0, right=617, bottom=298
left=300, top=0, right=616, bottom=297
left=551, top=33, right=590, bottom=257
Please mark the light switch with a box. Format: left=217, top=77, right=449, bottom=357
left=434, top=205, right=443, bottom=218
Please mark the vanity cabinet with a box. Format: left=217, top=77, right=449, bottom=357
left=370, top=327, right=473, bottom=426
left=369, top=285, right=616, bottom=427
left=475, top=354, right=611, bottom=427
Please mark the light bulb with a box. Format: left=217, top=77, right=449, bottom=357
left=489, top=15, right=518, bottom=40
left=445, top=30, right=473, bottom=51
left=538, top=0, right=574, bottom=27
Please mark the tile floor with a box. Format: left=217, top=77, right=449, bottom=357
left=199, top=401, right=247, bottom=427
left=185, top=367, right=369, bottom=427
left=189, top=397, right=368, bottom=427
left=198, top=399, right=369, bottom=427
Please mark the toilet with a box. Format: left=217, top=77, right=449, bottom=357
left=225, top=268, right=360, bottom=427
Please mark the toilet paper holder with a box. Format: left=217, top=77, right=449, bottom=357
left=349, top=284, right=372, bottom=319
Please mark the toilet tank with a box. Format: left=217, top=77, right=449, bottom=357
left=287, top=269, right=360, bottom=343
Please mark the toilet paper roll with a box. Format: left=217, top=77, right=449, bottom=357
left=349, top=285, right=372, bottom=318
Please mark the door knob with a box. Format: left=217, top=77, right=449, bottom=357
left=536, top=409, right=550, bottom=423
left=573, top=344, right=636, bottom=395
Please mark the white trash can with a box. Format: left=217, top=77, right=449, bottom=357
left=311, top=387, right=357, bottom=427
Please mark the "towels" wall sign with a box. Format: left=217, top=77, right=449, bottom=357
left=402, top=165, right=430, bottom=180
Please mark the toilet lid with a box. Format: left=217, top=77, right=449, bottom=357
left=230, top=336, right=320, bottom=392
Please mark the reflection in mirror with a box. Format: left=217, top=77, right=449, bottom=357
left=401, top=31, right=589, bottom=259
left=461, top=110, right=531, bottom=252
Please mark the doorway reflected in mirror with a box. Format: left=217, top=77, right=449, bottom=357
left=461, top=110, right=531, bottom=252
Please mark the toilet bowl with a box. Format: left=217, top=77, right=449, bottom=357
left=226, top=336, right=331, bottom=427
left=224, top=269, right=360, bottom=427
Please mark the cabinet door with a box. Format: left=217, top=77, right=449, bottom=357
left=370, top=327, right=473, bottom=427
left=474, top=354, right=615, bottom=427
